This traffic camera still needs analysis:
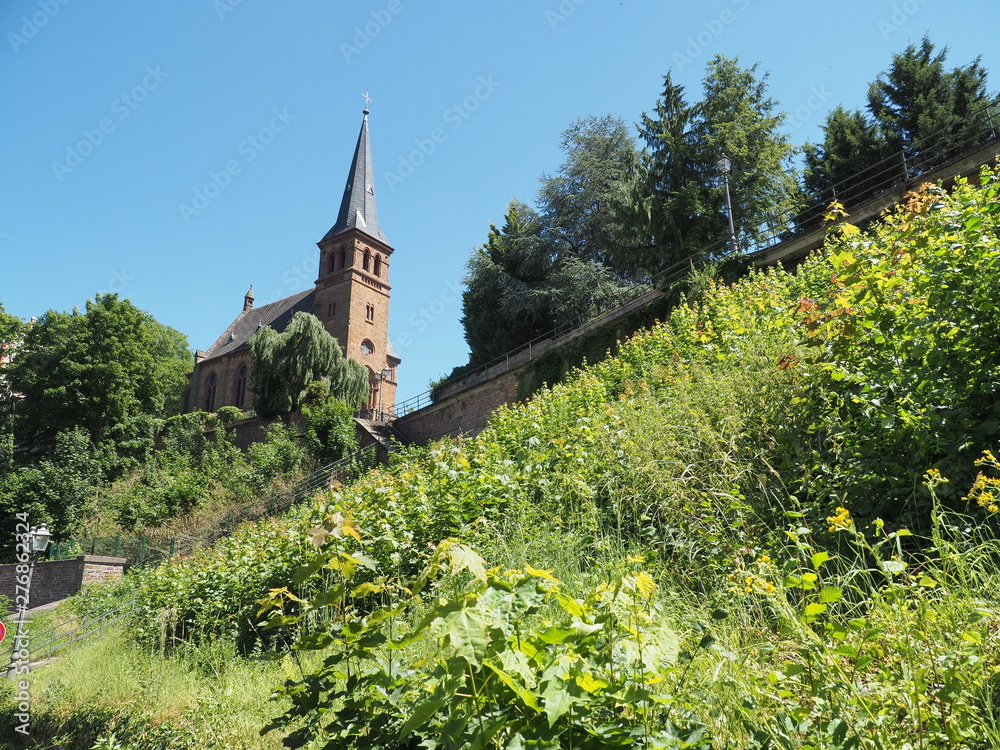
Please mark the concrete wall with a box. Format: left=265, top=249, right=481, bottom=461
left=0, top=555, right=127, bottom=609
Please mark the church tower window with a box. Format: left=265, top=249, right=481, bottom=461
left=327, top=254, right=335, bottom=273
left=338, top=248, right=346, bottom=269
left=374, top=254, right=382, bottom=277
left=363, top=249, right=371, bottom=271
left=360, top=339, right=374, bottom=356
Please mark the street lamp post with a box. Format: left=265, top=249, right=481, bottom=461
left=717, top=153, right=739, bottom=254
left=6, top=524, right=51, bottom=674
left=377, top=366, right=392, bottom=421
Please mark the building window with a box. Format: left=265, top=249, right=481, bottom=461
left=360, top=339, right=374, bottom=356
left=365, top=303, right=375, bottom=321
left=326, top=253, right=335, bottom=273
left=234, top=365, right=248, bottom=407
left=338, top=249, right=346, bottom=269
left=328, top=302, right=336, bottom=317
left=363, top=249, right=371, bottom=271
left=374, top=254, right=382, bottom=277
left=205, top=372, right=218, bottom=412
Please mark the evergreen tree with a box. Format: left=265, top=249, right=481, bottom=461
left=248, top=312, right=366, bottom=418
left=868, top=36, right=991, bottom=166
left=802, top=107, right=889, bottom=211
left=461, top=200, right=555, bottom=367
left=634, top=74, right=708, bottom=277
left=537, top=115, right=644, bottom=276
left=636, top=58, right=797, bottom=274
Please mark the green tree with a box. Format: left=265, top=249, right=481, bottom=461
left=5, top=294, right=191, bottom=456
left=538, top=115, right=645, bottom=276
left=801, top=106, right=889, bottom=211
left=636, top=58, right=798, bottom=274
left=461, top=200, right=556, bottom=367
left=248, top=312, right=366, bottom=418
left=868, top=36, right=992, bottom=164
left=302, top=393, right=359, bottom=464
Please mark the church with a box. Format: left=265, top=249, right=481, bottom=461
left=182, top=105, right=400, bottom=417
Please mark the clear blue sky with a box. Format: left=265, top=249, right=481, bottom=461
left=2, top=1, right=997, bottom=404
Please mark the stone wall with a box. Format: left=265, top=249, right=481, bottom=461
left=395, top=289, right=664, bottom=444
left=0, top=555, right=127, bottom=609
left=395, top=370, right=519, bottom=444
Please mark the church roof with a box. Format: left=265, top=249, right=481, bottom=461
left=201, top=288, right=315, bottom=363
left=320, top=109, right=389, bottom=247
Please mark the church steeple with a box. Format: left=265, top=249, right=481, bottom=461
left=320, top=106, right=388, bottom=246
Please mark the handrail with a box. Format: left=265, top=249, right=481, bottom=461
left=390, top=98, right=1000, bottom=416
left=2, top=444, right=379, bottom=671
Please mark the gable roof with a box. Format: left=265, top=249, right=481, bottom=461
left=201, top=288, right=315, bottom=363
left=320, top=109, right=389, bottom=247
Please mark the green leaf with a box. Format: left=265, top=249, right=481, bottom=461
left=803, top=602, right=827, bottom=621
left=397, top=698, right=447, bottom=739
left=434, top=606, right=490, bottom=665
left=811, top=551, right=830, bottom=569
left=819, top=586, right=843, bottom=603
left=542, top=678, right=576, bottom=727
left=711, top=608, right=730, bottom=621
left=447, top=543, right=488, bottom=582
left=484, top=662, right=540, bottom=710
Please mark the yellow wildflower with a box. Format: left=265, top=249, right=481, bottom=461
left=827, top=506, right=853, bottom=532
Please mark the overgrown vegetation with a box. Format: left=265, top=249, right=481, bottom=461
left=8, top=167, right=1000, bottom=747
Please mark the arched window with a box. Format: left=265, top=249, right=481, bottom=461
left=326, top=253, right=335, bottom=273
left=234, top=365, right=248, bottom=408
left=373, top=254, right=382, bottom=277
left=205, top=372, right=217, bottom=412
left=338, top=248, right=347, bottom=269
left=363, top=249, right=371, bottom=271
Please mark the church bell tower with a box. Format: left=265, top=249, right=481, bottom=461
left=314, top=105, right=399, bottom=415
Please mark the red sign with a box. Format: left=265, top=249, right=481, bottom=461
left=0, top=621, right=6, bottom=644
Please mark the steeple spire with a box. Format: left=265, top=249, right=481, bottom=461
left=321, top=105, right=388, bottom=246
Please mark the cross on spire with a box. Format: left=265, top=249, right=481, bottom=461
left=362, top=90, right=373, bottom=113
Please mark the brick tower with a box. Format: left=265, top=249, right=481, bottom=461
left=313, top=106, right=399, bottom=415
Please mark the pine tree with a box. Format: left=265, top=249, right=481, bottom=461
left=802, top=107, right=889, bottom=212
left=461, top=201, right=555, bottom=367
left=635, top=58, right=798, bottom=274
left=868, top=36, right=991, bottom=167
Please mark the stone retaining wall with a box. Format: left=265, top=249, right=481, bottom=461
left=0, top=555, right=127, bottom=609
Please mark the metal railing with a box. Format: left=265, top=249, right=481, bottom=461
left=2, top=444, right=379, bottom=670
left=390, top=99, right=1000, bottom=417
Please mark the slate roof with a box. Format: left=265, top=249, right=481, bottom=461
left=320, top=110, right=389, bottom=247
left=202, top=288, right=315, bottom=362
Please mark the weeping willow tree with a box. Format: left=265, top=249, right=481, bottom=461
left=248, top=312, right=367, bottom=418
